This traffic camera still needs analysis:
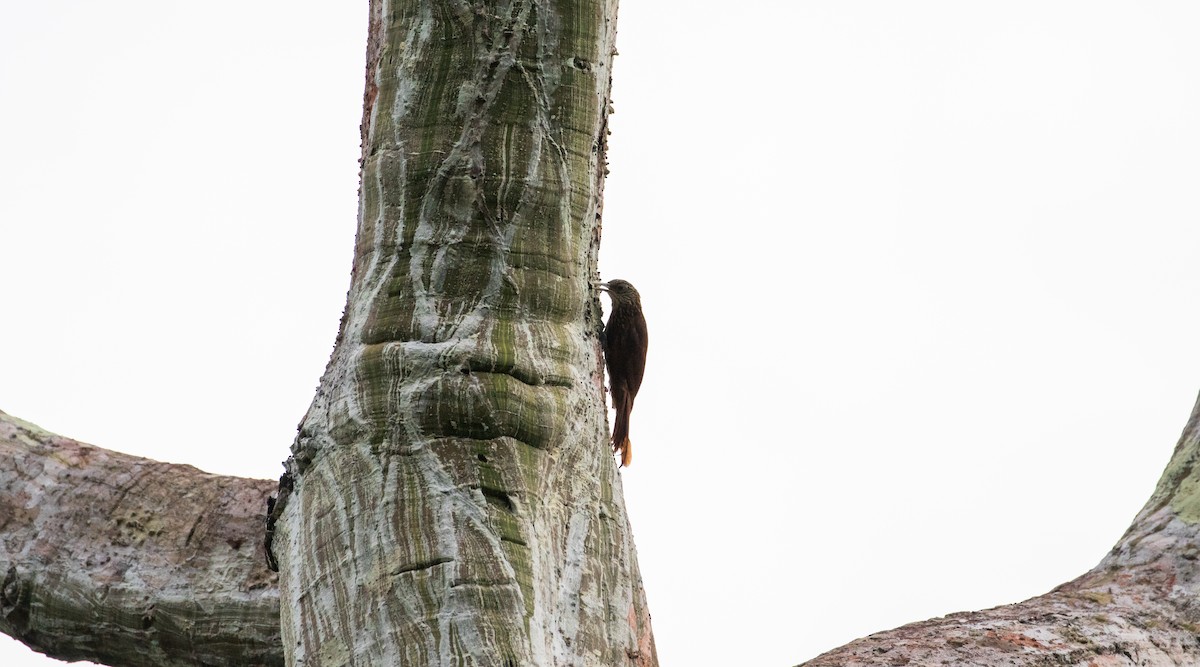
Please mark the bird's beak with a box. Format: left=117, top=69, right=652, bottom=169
left=594, top=281, right=609, bottom=292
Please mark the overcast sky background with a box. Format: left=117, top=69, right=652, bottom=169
left=5, top=1, right=1200, bottom=665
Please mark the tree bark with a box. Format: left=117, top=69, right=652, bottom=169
left=268, top=0, right=656, bottom=666
left=800, top=392, right=1200, bottom=666
left=4, top=0, right=1199, bottom=661
left=0, top=410, right=281, bottom=667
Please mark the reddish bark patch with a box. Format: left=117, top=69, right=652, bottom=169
left=982, top=630, right=1047, bottom=651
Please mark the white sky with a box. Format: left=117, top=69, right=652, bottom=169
left=4, top=1, right=1200, bottom=665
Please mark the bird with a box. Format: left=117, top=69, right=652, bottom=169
left=597, top=279, right=648, bottom=467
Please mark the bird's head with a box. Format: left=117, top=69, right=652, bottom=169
left=596, top=279, right=641, bottom=306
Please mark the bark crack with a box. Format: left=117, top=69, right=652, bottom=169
left=392, top=556, right=454, bottom=576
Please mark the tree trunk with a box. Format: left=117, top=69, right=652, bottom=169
left=268, top=0, right=656, bottom=665
left=800, top=391, right=1200, bottom=666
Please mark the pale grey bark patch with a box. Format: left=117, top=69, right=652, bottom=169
left=0, top=410, right=282, bottom=666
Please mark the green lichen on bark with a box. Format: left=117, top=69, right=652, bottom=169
left=1136, top=393, right=1200, bottom=524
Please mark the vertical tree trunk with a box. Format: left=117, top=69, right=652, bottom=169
left=270, top=1, right=657, bottom=665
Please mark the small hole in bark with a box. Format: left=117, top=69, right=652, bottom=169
left=477, top=453, right=489, bottom=463
left=461, top=366, right=471, bottom=375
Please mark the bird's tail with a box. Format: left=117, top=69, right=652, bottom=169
left=613, top=400, right=633, bottom=467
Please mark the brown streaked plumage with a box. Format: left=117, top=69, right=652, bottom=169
left=598, top=279, right=647, bottom=467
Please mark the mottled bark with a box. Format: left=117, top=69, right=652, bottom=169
left=0, top=410, right=281, bottom=666
left=801, top=392, right=1200, bottom=666
left=270, top=0, right=656, bottom=666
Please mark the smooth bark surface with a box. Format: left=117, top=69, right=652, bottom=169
left=271, top=0, right=656, bottom=665
left=0, top=410, right=281, bottom=666
left=801, top=392, right=1200, bottom=666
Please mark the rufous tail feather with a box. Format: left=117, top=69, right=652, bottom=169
left=618, top=438, right=632, bottom=467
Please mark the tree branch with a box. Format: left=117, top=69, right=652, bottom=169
left=0, top=410, right=282, bottom=667
left=801, top=392, right=1200, bottom=666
